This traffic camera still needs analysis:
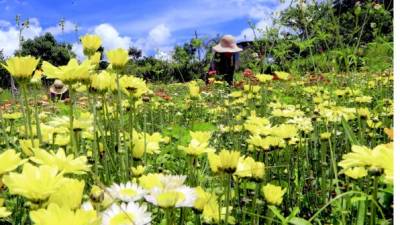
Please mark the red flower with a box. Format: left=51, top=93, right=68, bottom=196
left=208, top=70, right=217, bottom=76
left=243, top=68, right=253, bottom=78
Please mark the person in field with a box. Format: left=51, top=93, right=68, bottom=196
left=208, top=35, right=243, bottom=85
left=49, top=79, right=69, bottom=101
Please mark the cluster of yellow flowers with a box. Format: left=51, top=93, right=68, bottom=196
left=207, top=150, right=265, bottom=180
left=0, top=148, right=97, bottom=223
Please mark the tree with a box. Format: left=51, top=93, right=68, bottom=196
left=0, top=50, right=12, bottom=88
left=128, top=46, right=142, bottom=60
left=15, top=32, right=74, bottom=66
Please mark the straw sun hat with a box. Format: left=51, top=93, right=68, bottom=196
left=50, top=79, right=68, bottom=94
left=212, top=35, right=243, bottom=53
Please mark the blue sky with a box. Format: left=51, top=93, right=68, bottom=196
left=0, top=0, right=289, bottom=58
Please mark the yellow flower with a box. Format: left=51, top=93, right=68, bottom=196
left=30, top=203, right=98, bottom=225
left=270, top=124, right=298, bottom=140
left=106, top=48, right=129, bottom=69
left=91, top=70, right=117, bottom=91
left=339, top=143, right=393, bottom=184
left=31, top=70, right=43, bottom=84
left=0, top=207, right=11, bottom=218
left=204, top=205, right=234, bottom=224
left=188, top=81, right=200, bottom=97
left=234, top=156, right=253, bottom=178
left=194, top=186, right=212, bottom=211
left=155, top=191, right=185, bottom=208
left=178, top=131, right=215, bottom=156
left=131, top=130, right=167, bottom=159
left=355, top=96, right=372, bottom=103
left=357, top=107, right=371, bottom=119
left=146, top=186, right=196, bottom=208
left=42, top=59, right=92, bottom=82
left=235, top=156, right=265, bottom=179
left=89, top=52, right=101, bottom=65
left=80, top=34, right=102, bottom=55
left=48, top=178, right=85, bottom=209
left=119, top=75, right=149, bottom=98
left=2, top=163, right=64, bottom=200
left=320, top=132, right=331, bottom=140
left=255, top=74, right=273, bottom=83
left=2, top=112, right=23, bottom=120
left=208, top=150, right=241, bottom=173
left=1, top=56, right=39, bottom=79
left=338, top=145, right=374, bottom=169
left=30, top=148, right=90, bottom=175
left=372, top=143, right=393, bottom=184
left=343, top=167, right=367, bottom=179
left=0, top=149, right=27, bottom=176
left=229, top=91, right=242, bottom=98
left=19, top=139, right=40, bottom=156
left=131, top=165, right=146, bottom=177
left=274, top=71, right=290, bottom=80
left=262, top=183, right=286, bottom=205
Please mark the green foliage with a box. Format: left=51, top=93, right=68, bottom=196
left=15, top=32, right=74, bottom=66
left=363, top=38, right=393, bottom=72
left=0, top=88, right=12, bottom=104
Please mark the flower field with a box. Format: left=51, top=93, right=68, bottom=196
left=0, top=36, right=394, bottom=225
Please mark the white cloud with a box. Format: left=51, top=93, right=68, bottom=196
left=154, top=49, right=173, bottom=62
left=236, top=0, right=292, bottom=41
left=71, top=42, right=85, bottom=61
left=134, top=23, right=174, bottom=56
left=237, top=19, right=270, bottom=41
left=0, top=27, right=19, bottom=57
left=94, top=23, right=132, bottom=50
left=149, top=24, right=170, bottom=45
left=44, top=20, right=76, bottom=36
left=0, top=17, right=42, bottom=57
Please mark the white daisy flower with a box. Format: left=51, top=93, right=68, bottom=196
left=159, top=175, right=187, bottom=189
left=107, top=182, right=147, bottom=202
left=102, top=202, right=151, bottom=225
left=145, top=186, right=197, bottom=208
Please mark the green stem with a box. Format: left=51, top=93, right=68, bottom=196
left=370, top=176, right=378, bottom=225
left=33, top=92, right=42, bottom=144
left=69, top=89, right=77, bottom=156
left=21, top=84, right=33, bottom=142
left=224, top=174, right=231, bottom=225
left=90, top=93, right=99, bottom=176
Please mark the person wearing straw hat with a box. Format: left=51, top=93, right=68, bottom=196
left=208, top=34, right=243, bottom=85
left=49, top=79, right=69, bottom=101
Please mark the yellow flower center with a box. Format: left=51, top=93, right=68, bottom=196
left=120, top=188, right=137, bottom=197
left=110, top=212, right=135, bottom=225
left=156, top=191, right=185, bottom=208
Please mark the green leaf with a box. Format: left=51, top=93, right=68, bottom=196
left=268, top=205, right=286, bottom=222
left=240, top=182, right=257, bottom=190
left=287, top=207, right=300, bottom=220
left=191, top=121, right=216, bottom=132
left=288, top=217, right=312, bottom=225
left=341, top=119, right=360, bottom=145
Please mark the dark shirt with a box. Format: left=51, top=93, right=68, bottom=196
left=210, top=52, right=239, bottom=85
left=50, top=91, right=69, bottom=101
